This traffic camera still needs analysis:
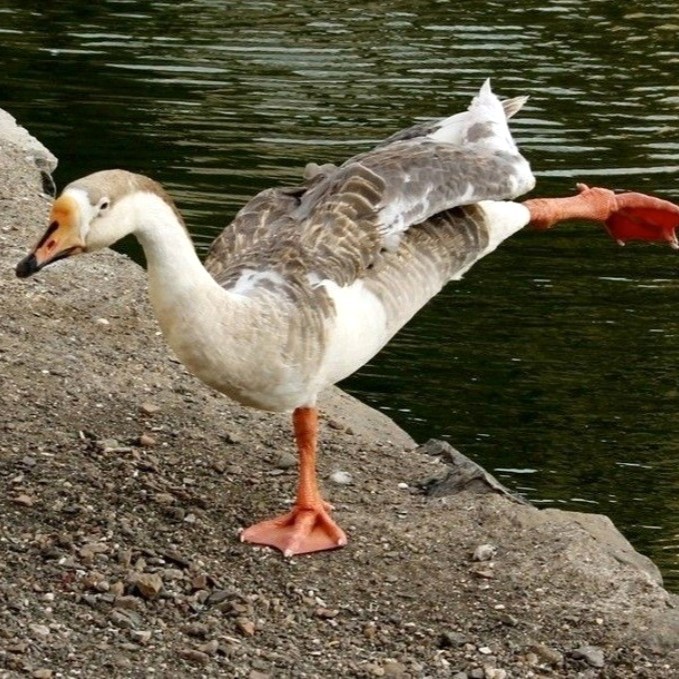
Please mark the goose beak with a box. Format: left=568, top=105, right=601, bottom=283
left=16, top=195, right=86, bottom=278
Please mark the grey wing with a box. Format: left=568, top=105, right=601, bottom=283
left=299, top=137, right=533, bottom=253
left=206, top=138, right=532, bottom=293
left=204, top=184, right=307, bottom=286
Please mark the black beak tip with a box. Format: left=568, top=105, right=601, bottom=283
left=16, top=253, right=39, bottom=279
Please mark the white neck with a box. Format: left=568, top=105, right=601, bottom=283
left=130, top=192, right=213, bottom=292
left=127, top=193, right=249, bottom=387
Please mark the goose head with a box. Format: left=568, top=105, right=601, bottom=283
left=16, top=169, right=175, bottom=278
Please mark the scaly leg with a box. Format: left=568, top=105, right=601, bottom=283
left=524, top=183, right=679, bottom=248
left=240, top=407, right=348, bottom=556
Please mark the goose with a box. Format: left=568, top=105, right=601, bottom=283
left=16, top=81, right=679, bottom=557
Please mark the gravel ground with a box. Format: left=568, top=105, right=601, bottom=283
left=1, top=118, right=678, bottom=678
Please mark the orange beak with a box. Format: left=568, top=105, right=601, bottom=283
left=16, top=195, right=86, bottom=278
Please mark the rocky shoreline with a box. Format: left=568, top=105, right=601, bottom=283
left=1, top=113, right=678, bottom=678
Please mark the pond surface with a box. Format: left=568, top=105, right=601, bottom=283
left=2, top=0, right=679, bottom=588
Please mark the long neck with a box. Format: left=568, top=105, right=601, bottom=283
left=128, top=192, right=244, bottom=351
left=131, top=192, right=213, bottom=291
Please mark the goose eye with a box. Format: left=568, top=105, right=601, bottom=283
left=98, top=199, right=110, bottom=213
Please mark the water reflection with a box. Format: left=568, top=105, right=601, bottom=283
left=1, top=0, right=678, bottom=587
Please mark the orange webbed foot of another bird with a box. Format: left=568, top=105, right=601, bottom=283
left=240, top=503, right=348, bottom=557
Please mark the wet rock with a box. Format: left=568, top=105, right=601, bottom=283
left=419, top=439, right=528, bottom=503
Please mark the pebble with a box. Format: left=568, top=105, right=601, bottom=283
left=529, top=642, right=563, bottom=666
left=140, top=402, right=161, bottom=415
left=130, top=629, right=152, bottom=644
left=110, top=610, right=140, bottom=630
left=330, top=470, right=352, bottom=485
left=439, top=630, right=469, bottom=648
left=32, top=670, right=52, bottom=679
left=138, top=433, right=156, bottom=446
left=198, top=639, right=220, bottom=656
left=382, top=660, right=407, bottom=677
left=472, top=544, right=497, bottom=562
left=572, top=645, right=605, bottom=668
left=13, top=493, right=35, bottom=507
left=154, top=492, right=175, bottom=505
left=132, top=573, right=163, bottom=599
left=236, top=617, right=256, bottom=636
left=275, top=452, right=297, bottom=469
left=484, top=670, right=507, bottom=679
left=178, top=648, right=210, bottom=665
left=315, top=607, right=339, bottom=619
left=29, top=623, right=50, bottom=638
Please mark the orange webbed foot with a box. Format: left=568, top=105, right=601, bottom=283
left=524, top=183, right=679, bottom=248
left=240, top=503, right=348, bottom=557
left=604, top=190, right=679, bottom=249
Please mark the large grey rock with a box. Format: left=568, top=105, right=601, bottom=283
left=0, top=108, right=57, bottom=197
left=0, top=108, right=57, bottom=173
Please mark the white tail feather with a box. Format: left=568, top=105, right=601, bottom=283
left=428, top=80, right=525, bottom=153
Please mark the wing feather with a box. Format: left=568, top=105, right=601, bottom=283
left=205, top=80, right=534, bottom=295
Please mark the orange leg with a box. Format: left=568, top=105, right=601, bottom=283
left=523, top=184, right=617, bottom=230
left=524, top=183, right=679, bottom=248
left=240, top=407, right=348, bottom=556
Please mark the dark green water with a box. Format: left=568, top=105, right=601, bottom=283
left=2, top=0, right=679, bottom=588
